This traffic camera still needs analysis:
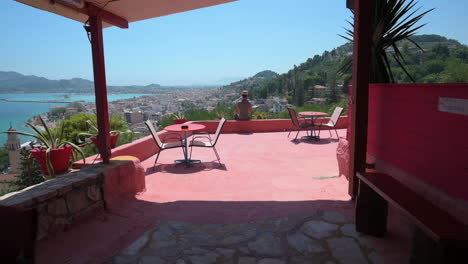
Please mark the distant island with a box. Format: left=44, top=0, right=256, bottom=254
left=2, top=98, right=73, bottom=103
left=0, top=71, right=169, bottom=94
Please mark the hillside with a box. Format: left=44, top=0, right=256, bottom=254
left=0, top=71, right=162, bottom=93
left=233, top=34, right=468, bottom=106
left=222, top=70, right=278, bottom=93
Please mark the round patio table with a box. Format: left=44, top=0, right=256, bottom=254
left=298, top=111, right=327, bottom=140
left=164, top=123, right=205, bottom=165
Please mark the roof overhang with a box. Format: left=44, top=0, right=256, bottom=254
left=14, top=0, right=238, bottom=28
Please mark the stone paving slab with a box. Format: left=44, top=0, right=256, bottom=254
left=107, top=211, right=383, bottom=264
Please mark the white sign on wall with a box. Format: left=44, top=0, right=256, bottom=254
left=438, top=97, right=468, bottom=116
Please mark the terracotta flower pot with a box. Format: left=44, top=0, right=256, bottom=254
left=30, top=145, right=73, bottom=175
left=173, top=118, right=187, bottom=124
left=91, top=132, right=120, bottom=151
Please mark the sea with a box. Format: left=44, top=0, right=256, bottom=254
left=0, top=93, right=149, bottom=146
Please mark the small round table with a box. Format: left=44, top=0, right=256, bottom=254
left=298, top=111, right=327, bottom=140
left=164, top=123, right=206, bottom=165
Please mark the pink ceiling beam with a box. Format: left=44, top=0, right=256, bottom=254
left=81, top=4, right=128, bottom=29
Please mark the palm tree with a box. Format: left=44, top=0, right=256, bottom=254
left=340, top=0, right=433, bottom=83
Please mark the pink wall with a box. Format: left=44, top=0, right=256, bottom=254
left=191, top=117, right=348, bottom=134
left=367, top=83, right=468, bottom=200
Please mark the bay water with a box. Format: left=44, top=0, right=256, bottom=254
left=0, top=93, right=148, bottom=146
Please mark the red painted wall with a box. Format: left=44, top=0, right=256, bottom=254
left=191, top=117, right=348, bottom=134
left=367, top=83, right=468, bottom=200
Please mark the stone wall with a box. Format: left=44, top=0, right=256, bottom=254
left=0, top=161, right=138, bottom=240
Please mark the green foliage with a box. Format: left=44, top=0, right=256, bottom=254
left=171, top=112, right=186, bottom=120
left=0, top=148, right=44, bottom=196
left=251, top=111, right=269, bottom=120
left=453, top=47, right=468, bottom=63
left=222, top=70, right=279, bottom=96
left=0, top=148, right=8, bottom=172
left=62, top=113, right=129, bottom=144
left=61, top=112, right=136, bottom=158
left=423, top=60, right=446, bottom=75
left=62, top=113, right=96, bottom=144
left=76, top=116, right=130, bottom=144
left=410, top=34, right=448, bottom=43
left=431, top=44, right=450, bottom=58
left=50, top=107, right=66, bottom=117
left=440, top=59, right=468, bottom=83
left=158, top=103, right=236, bottom=129
left=69, top=102, right=86, bottom=112
left=12, top=148, right=44, bottom=190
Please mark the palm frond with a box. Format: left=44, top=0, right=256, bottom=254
left=23, top=122, right=51, bottom=148
left=1, top=130, right=45, bottom=143
left=340, top=0, right=432, bottom=83
left=38, top=116, right=55, bottom=148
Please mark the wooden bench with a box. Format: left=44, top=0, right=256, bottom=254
left=355, top=172, right=468, bottom=264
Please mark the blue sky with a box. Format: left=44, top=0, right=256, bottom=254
left=1, top=0, right=468, bottom=86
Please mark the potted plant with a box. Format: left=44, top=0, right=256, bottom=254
left=2, top=116, right=85, bottom=178
left=172, top=112, right=187, bottom=124
left=77, top=120, right=129, bottom=151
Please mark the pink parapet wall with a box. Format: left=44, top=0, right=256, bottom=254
left=366, top=83, right=468, bottom=200
left=73, top=117, right=348, bottom=168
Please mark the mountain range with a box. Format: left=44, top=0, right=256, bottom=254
left=0, top=71, right=162, bottom=94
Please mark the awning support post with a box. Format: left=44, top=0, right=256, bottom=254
left=89, top=14, right=111, bottom=163
left=348, top=0, right=375, bottom=198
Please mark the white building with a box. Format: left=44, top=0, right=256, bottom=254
left=6, top=126, right=21, bottom=174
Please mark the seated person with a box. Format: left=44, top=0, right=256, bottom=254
left=234, top=90, right=253, bottom=120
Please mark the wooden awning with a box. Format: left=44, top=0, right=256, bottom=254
left=15, top=0, right=237, bottom=28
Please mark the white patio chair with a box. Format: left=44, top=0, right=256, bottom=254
left=144, top=120, right=185, bottom=169
left=287, top=107, right=313, bottom=140
left=316, top=107, right=343, bottom=139
left=189, top=118, right=227, bottom=164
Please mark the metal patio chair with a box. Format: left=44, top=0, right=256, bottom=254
left=316, top=106, right=343, bottom=139
left=287, top=107, right=313, bottom=140
left=145, top=120, right=185, bottom=169
left=189, top=117, right=227, bottom=164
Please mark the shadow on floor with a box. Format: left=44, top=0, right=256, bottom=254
left=289, top=137, right=339, bottom=145
left=36, top=198, right=412, bottom=264
left=145, top=161, right=227, bottom=175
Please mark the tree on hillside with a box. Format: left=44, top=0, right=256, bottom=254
left=0, top=148, right=9, bottom=172
left=432, top=43, right=450, bottom=58
left=304, top=76, right=316, bottom=100
left=453, top=47, right=468, bottom=63
left=61, top=113, right=129, bottom=144
left=441, top=59, right=468, bottom=83
left=12, top=148, right=43, bottom=190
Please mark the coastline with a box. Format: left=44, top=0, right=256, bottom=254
left=0, top=93, right=150, bottom=145
left=2, top=99, right=77, bottom=103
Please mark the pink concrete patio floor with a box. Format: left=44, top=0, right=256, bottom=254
left=36, top=130, right=411, bottom=263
